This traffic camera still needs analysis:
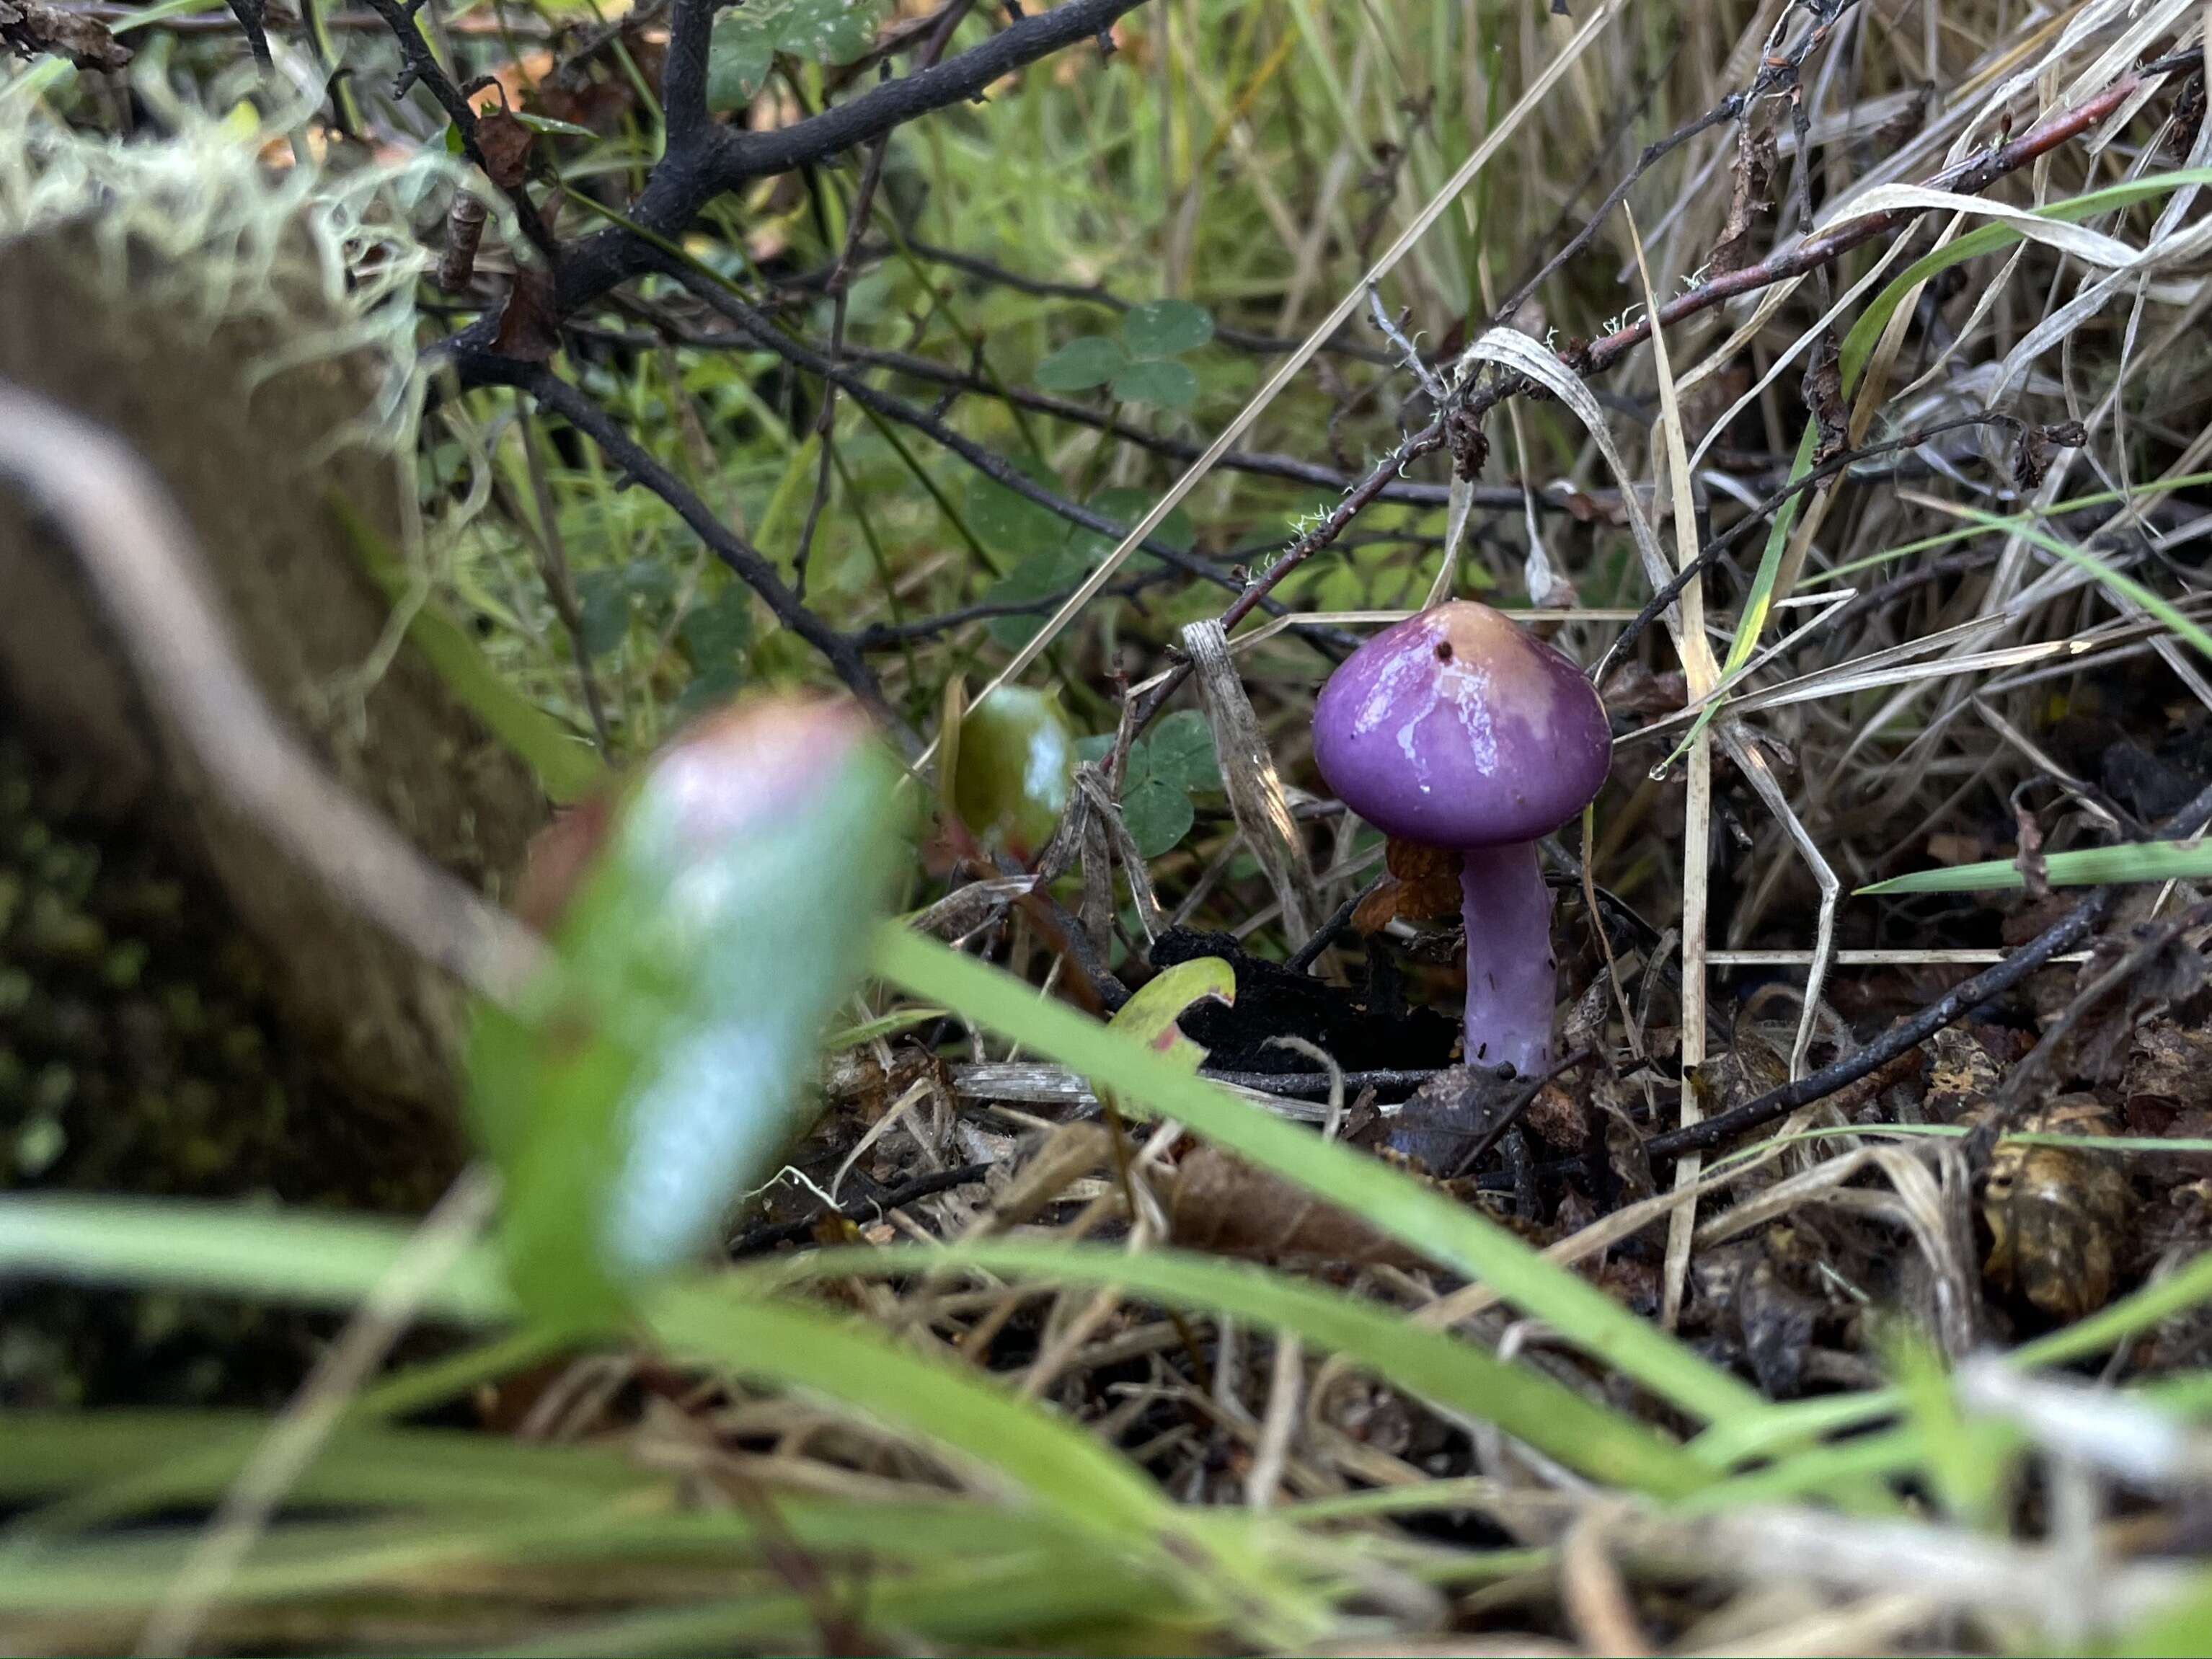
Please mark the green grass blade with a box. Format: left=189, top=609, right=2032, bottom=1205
left=640, top=1281, right=1325, bottom=1646
left=330, top=492, right=608, bottom=804
left=0, top=1195, right=512, bottom=1322
left=871, top=924, right=1762, bottom=1424
left=743, top=1239, right=1712, bottom=1496
left=1861, top=836, right=2212, bottom=895
left=470, top=1548, right=1188, bottom=1658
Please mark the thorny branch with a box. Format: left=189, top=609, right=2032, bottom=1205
left=357, top=0, right=559, bottom=261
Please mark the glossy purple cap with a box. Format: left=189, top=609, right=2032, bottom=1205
left=1312, top=601, right=1611, bottom=846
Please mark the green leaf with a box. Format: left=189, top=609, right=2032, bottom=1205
left=705, top=8, right=776, bottom=110
left=1033, top=335, right=1128, bottom=392
left=677, top=583, right=753, bottom=668
left=982, top=544, right=1086, bottom=650
left=1121, top=777, right=1193, bottom=858
left=1068, top=487, right=1193, bottom=570
left=1859, top=836, right=2212, bottom=896
left=964, top=460, right=1074, bottom=559
left=1106, top=956, right=1233, bottom=1069
left=1118, top=737, right=1152, bottom=788
left=766, top=0, right=885, bottom=65
left=1120, top=299, right=1214, bottom=359
left=871, top=926, right=1764, bottom=1425
left=670, top=663, right=745, bottom=726
left=1147, top=709, right=1221, bottom=792
left=573, top=568, right=633, bottom=659
left=1108, top=358, right=1198, bottom=409
left=470, top=704, right=907, bottom=1331
left=513, top=111, right=597, bottom=138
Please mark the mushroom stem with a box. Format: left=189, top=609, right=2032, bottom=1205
left=1456, top=840, right=1557, bottom=1079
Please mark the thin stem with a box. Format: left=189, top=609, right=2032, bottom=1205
left=1458, top=840, right=1558, bottom=1081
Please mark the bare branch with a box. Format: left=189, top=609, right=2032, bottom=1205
left=456, top=350, right=913, bottom=748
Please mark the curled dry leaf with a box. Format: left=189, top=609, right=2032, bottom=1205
left=1802, top=332, right=1847, bottom=465
left=1353, top=836, right=1462, bottom=934
left=1692, top=1239, right=1824, bottom=1398
left=1523, top=1079, right=1587, bottom=1149
left=1166, top=1144, right=1422, bottom=1268
left=0, top=0, right=130, bottom=71
left=2012, top=420, right=2088, bottom=491
left=492, top=266, right=562, bottom=362
left=1710, top=117, right=1777, bottom=276
left=474, top=107, right=539, bottom=190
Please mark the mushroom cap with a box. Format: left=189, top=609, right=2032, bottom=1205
left=1311, top=601, right=1611, bottom=846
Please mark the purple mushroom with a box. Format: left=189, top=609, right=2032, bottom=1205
left=1311, top=601, right=1611, bottom=1079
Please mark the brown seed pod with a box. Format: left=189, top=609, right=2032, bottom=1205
left=1981, top=1093, right=2132, bottom=1322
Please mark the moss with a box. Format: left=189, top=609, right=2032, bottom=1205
left=0, top=735, right=464, bottom=1407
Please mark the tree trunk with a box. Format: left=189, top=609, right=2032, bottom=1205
left=0, top=223, right=546, bottom=1404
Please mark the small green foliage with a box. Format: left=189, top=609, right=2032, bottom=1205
left=1120, top=769, right=1193, bottom=859
left=1032, top=298, right=1216, bottom=409
left=1146, top=709, right=1222, bottom=792
left=1082, top=712, right=1218, bottom=859
left=1067, top=487, right=1195, bottom=570
left=1034, top=335, right=1128, bottom=392
left=707, top=0, right=888, bottom=111
left=1107, top=358, right=1198, bottom=409
left=676, top=583, right=754, bottom=673
left=982, top=545, right=1087, bottom=650
left=1119, top=299, right=1214, bottom=359
left=964, top=461, right=1071, bottom=558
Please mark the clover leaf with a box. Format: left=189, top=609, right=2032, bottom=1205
left=1032, top=297, right=1216, bottom=409
left=1035, top=335, right=1127, bottom=391
left=1120, top=299, right=1213, bottom=358
left=1070, top=714, right=1221, bottom=859
left=708, top=0, right=888, bottom=111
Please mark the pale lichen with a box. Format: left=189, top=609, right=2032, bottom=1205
left=0, top=43, right=457, bottom=454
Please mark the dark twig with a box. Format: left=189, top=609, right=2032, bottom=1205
left=1197, top=1066, right=1445, bottom=1099
left=793, top=1, right=975, bottom=598
left=1283, top=874, right=1385, bottom=974
left=447, top=0, right=1156, bottom=348
left=459, top=351, right=911, bottom=745
left=358, top=0, right=560, bottom=262
left=730, top=1161, right=999, bottom=1256
left=889, top=238, right=1394, bottom=363
left=837, top=344, right=1510, bottom=506
left=671, top=270, right=1277, bottom=605
left=660, top=0, right=715, bottom=146
left=1647, top=776, right=2212, bottom=1162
